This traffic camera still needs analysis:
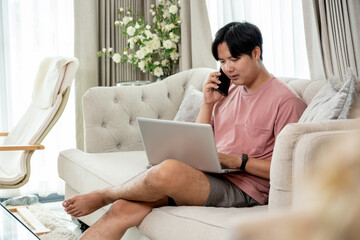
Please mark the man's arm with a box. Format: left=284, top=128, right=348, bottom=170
left=218, top=153, right=270, bottom=179
left=245, top=157, right=271, bottom=179
left=196, top=102, right=215, bottom=124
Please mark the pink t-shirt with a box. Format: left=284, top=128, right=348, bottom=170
left=212, top=76, right=306, bottom=205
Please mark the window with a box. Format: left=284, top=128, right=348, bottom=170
left=0, top=0, right=74, bottom=197
left=0, top=0, right=9, bottom=132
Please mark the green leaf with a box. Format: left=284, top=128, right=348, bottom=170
left=164, top=48, right=175, bottom=57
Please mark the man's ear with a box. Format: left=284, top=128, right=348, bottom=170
left=252, top=46, right=261, bottom=60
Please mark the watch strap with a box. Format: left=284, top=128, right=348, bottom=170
left=240, top=153, right=248, bottom=171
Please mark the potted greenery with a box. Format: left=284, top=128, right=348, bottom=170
left=98, top=0, right=181, bottom=79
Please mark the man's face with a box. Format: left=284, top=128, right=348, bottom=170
left=217, top=42, right=260, bottom=88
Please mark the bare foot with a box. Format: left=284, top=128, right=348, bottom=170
left=63, top=189, right=113, bottom=217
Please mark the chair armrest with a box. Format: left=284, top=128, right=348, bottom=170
left=0, top=145, right=45, bottom=151
left=269, top=119, right=360, bottom=209
left=0, top=132, right=8, bottom=136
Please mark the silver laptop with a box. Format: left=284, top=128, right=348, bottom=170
left=137, top=117, right=241, bottom=173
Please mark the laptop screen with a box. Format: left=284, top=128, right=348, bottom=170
left=0, top=203, right=40, bottom=240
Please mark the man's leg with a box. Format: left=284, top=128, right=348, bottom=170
left=63, top=159, right=210, bottom=217
left=64, top=160, right=211, bottom=239
left=78, top=199, right=167, bottom=240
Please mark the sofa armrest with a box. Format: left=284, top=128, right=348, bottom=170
left=269, top=119, right=360, bottom=209
left=234, top=129, right=360, bottom=240
left=291, top=129, right=357, bottom=205
left=231, top=208, right=313, bottom=240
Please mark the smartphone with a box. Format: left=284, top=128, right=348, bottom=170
left=216, top=68, right=231, bottom=97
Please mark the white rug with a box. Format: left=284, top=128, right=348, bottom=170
left=27, top=203, right=82, bottom=240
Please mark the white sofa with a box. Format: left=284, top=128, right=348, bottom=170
left=58, top=68, right=359, bottom=239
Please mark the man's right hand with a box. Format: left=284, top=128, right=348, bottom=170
left=203, top=71, right=223, bottom=105
left=196, top=72, right=224, bottom=124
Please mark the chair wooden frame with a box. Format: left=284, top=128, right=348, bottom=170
left=0, top=87, right=72, bottom=189
left=0, top=145, right=44, bottom=151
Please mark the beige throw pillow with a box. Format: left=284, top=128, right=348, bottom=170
left=173, top=85, right=203, bottom=122
left=299, top=71, right=357, bottom=123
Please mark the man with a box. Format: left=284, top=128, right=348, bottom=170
left=63, top=21, right=306, bottom=239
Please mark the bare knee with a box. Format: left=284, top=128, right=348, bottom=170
left=107, top=200, right=149, bottom=228
left=107, top=199, right=132, bottom=218
left=144, top=159, right=185, bottom=191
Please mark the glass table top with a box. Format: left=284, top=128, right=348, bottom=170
left=0, top=203, right=39, bottom=240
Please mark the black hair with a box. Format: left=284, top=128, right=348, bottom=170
left=211, top=21, right=263, bottom=61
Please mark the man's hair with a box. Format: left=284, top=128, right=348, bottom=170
left=211, top=21, right=263, bottom=61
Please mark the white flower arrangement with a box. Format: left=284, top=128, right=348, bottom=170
left=98, top=0, right=181, bottom=78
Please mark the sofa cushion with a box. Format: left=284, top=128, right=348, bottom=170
left=59, top=148, right=268, bottom=240
left=139, top=205, right=267, bottom=240
left=338, top=73, right=357, bottom=119
left=173, top=85, right=203, bottom=122
left=298, top=72, right=357, bottom=123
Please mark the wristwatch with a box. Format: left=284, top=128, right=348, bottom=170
left=240, top=153, right=248, bottom=171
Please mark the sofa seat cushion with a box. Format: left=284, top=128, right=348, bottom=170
left=59, top=149, right=268, bottom=239
left=139, top=205, right=267, bottom=240
left=58, top=149, right=148, bottom=194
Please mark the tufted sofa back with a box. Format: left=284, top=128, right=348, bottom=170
left=279, top=77, right=325, bottom=105
left=83, top=69, right=326, bottom=153
left=83, top=68, right=214, bottom=153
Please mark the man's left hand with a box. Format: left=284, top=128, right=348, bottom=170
left=218, top=153, right=241, bottom=169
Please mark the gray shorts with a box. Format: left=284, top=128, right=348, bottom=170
left=203, top=173, right=260, bottom=208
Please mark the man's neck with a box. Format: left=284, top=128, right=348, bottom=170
left=244, top=66, right=272, bottom=93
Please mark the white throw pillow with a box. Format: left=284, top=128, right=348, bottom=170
left=174, top=85, right=203, bottom=122
left=338, top=72, right=357, bottom=119
left=299, top=71, right=357, bottom=123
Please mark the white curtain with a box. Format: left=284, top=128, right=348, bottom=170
left=0, top=0, right=75, bottom=198
left=206, top=0, right=310, bottom=79
left=179, top=0, right=217, bottom=70
left=303, top=0, right=360, bottom=82
left=0, top=0, right=10, bottom=132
